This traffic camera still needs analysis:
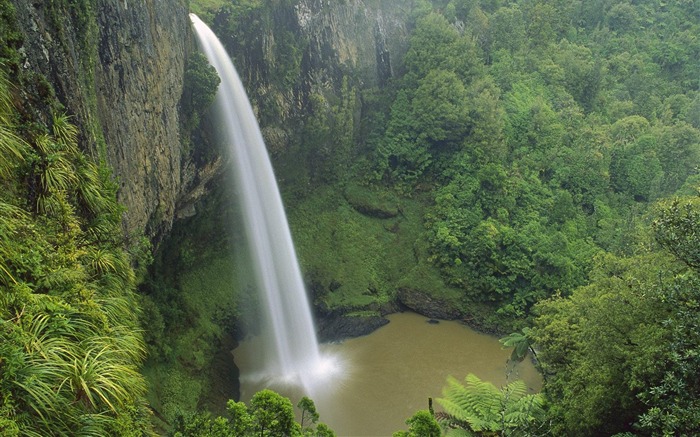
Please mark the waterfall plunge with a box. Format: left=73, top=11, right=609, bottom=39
left=190, top=14, right=337, bottom=395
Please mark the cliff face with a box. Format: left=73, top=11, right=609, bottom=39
left=218, top=0, right=412, bottom=130
left=294, top=0, right=411, bottom=89
left=11, top=0, right=192, bottom=242
left=10, top=0, right=414, bottom=242
left=94, top=0, right=188, bottom=239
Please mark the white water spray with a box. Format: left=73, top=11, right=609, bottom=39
left=190, top=14, right=337, bottom=394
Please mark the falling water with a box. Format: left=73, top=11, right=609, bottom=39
left=190, top=14, right=335, bottom=394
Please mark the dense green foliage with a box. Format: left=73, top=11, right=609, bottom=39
left=175, top=1, right=700, bottom=433
left=0, top=71, right=152, bottom=434
left=170, top=390, right=335, bottom=436
left=379, top=1, right=699, bottom=319
left=181, top=52, right=221, bottom=159
left=139, top=184, right=246, bottom=425
left=191, top=0, right=699, bottom=329
left=436, top=374, right=545, bottom=436
left=393, top=410, right=441, bottom=437
left=532, top=198, right=700, bottom=435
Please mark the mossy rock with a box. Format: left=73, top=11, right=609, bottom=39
left=343, top=183, right=400, bottom=218
left=396, top=263, right=464, bottom=320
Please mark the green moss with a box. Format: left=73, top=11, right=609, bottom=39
left=288, top=184, right=432, bottom=312
left=0, top=0, right=22, bottom=66
left=344, top=183, right=400, bottom=218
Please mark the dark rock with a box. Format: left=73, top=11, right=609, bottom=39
left=397, top=287, right=463, bottom=320
left=205, top=332, right=240, bottom=409
left=317, top=314, right=389, bottom=343
left=427, top=319, right=440, bottom=324
left=380, top=300, right=405, bottom=316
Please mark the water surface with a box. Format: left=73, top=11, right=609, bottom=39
left=234, top=312, right=541, bottom=436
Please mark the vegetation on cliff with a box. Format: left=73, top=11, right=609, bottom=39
left=0, top=69, right=152, bottom=434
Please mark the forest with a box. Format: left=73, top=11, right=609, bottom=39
left=1, top=0, right=699, bottom=435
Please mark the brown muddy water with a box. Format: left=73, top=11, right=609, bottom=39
left=234, top=311, right=542, bottom=437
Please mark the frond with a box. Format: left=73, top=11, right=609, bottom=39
left=83, top=248, right=124, bottom=277
left=75, top=412, right=115, bottom=437
left=444, top=429, right=474, bottom=437
left=33, top=133, right=53, bottom=156
left=0, top=70, right=14, bottom=120
left=76, top=158, right=108, bottom=214
left=93, top=294, right=141, bottom=329
left=504, top=393, right=545, bottom=425
left=0, top=72, right=28, bottom=179
left=51, top=113, right=79, bottom=155
left=15, top=356, right=69, bottom=420
left=84, top=327, right=146, bottom=364
left=502, top=379, right=527, bottom=402
left=499, top=330, right=530, bottom=361
left=40, top=152, right=77, bottom=193
left=0, top=124, right=27, bottom=178
left=438, top=375, right=502, bottom=432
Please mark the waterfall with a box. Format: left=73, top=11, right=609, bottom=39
left=190, top=14, right=333, bottom=394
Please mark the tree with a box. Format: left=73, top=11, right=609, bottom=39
left=403, top=13, right=461, bottom=81
left=499, top=327, right=536, bottom=363
left=297, top=396, right=334, bottom=436
left=170, top=391, right=334, bottom=437
left=412, top=69, right=469, bottom=149
left=393, top=410, right=440, bottom=437
left=655, top=123, right=700, bottom=195
left=436, top=373, right=545, bottom=435
left=377, top=90, right=428, bottom=186
left=298, top=396, right=320, bottom=431
left=488, top=5, right=525, bottom=55
left=249, top=389, right=300, bottom=436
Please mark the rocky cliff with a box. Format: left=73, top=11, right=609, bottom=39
left=9, top=0, right=414, bottom=242
left=11, top=0, right=194, bottom=242
left=95, top=0, right=189, bottom=239
left=213, top=0, right=413, bottom=145
left=294, top=0, right=411, bottom=89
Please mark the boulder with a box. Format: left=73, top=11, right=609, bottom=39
left=397, top=287, right=463, bottom=320
left=317, top=314, right=389, bottom=342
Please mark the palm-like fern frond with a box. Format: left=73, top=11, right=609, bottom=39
left=75, top=156, right=108, bottom=215
left=437, top=373, right=545, bottom=435
left=0, top=72, right=28, bottom=179
left=444, top=429, right=474, bottom=437
left=0, top=124, right=27, bottom=178
left=499, top=328, right=532, bottom=362
left=59, top=345, right=146, bottom=412
left=439, top=375, right=503, bottom=432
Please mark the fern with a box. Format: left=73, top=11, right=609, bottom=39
left=437, top=373, right=545, bottom=435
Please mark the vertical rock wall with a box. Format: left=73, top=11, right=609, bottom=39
left=220, top=0, right=413, bottom=127
left=10, top=0, right=415, bottom=242
left=11, top=0, right=190, bottom=242
left=294, top=0, right=411, bottom=89
left=95, top=0, right=189, bottom=239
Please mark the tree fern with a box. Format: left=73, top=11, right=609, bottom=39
left=499, top=328, right=534, bottom=362
left=436, top=373, right=545, bottom=435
